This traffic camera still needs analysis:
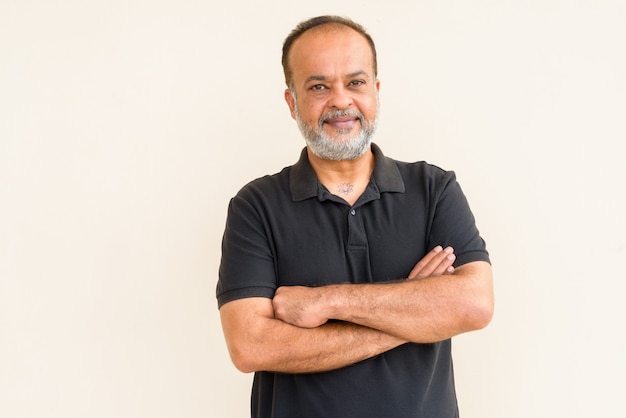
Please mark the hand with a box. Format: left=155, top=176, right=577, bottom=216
left=407, top=246, right=456, bottom=280
left=273, top=246, right=456, bottom=328
left=273, top=286, right=329, bottom=328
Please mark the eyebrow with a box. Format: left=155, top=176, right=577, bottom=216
left=304, top=71, right=370, bottom=85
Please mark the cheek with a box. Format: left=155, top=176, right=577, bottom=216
left=300, top=102, right=324, bottom=122
left=360, top=99, right=378, bottom=120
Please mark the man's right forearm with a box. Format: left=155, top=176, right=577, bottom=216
left=220, top=297, right=405, bottom=374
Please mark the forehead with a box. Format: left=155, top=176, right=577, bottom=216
left=289, top=26, right=374, bottom=83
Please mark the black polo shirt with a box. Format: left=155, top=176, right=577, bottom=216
left=217, top=143, right=489, bottom=418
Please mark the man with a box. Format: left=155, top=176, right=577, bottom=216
left=217, top=15, right=494, bottom=418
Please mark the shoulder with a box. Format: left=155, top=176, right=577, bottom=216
left=233, top=166, right=292, bottom=203
left=393, top=158, right=458, bottom=193
left=396, top=159, right=448, bottom=175
left=373, top=144, right=453, bottom=182
left=232, top=147, right=314, bottom=203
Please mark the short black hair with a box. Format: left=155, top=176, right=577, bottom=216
left=281, top=15, right=378, bottom=88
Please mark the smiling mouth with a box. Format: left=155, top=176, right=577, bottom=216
left=324, top=117, right=359, bottom=130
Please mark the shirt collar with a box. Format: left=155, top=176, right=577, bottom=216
left=289, top=143, right=405, bottom=202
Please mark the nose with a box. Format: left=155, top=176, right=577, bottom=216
left=327, top=85, right=353, bottom=110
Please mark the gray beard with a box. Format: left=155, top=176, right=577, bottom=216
left=294, top=102, right=378, bottom=161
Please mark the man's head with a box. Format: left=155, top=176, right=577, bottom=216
left=282, top=16, right=380, bottom=161
left=281, top=16, right=378, bottom=90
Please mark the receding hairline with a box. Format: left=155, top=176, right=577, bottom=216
left=281, top=16, right=378, bottom=88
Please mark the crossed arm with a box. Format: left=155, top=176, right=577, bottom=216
left=219, top=246, right=493, bottom=374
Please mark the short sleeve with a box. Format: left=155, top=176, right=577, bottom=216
left=428, top=170, right=490, bottom=267
left=216, top=194, right=277, bottom=308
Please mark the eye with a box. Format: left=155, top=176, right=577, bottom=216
left=349, top=80, right=365, bottom=87
left=310, top=84, right=327, bottom=91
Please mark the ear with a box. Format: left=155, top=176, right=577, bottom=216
left=284, top=89, right=297, bottom=120
left=374, top=79, right=381, bottom=106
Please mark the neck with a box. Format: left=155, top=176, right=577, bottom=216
left=307, top=146, right=375, bottom=205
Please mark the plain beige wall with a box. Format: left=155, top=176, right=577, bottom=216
left=1, top=1, right=625, bottom=417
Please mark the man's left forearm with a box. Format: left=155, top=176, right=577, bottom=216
left=273, top=261, right=494, bottom=343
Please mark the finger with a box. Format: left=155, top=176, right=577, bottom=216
left=408, top=246, right=444, bottom=279
left=409, top=246, right=456, bottom=279
left=430, top=247, right=456, bottom=276
left=427, top=246, right=455, bottom=276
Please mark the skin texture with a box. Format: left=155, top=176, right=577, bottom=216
left=219, top=25, right=494, bottom=374
left=220, top=247, right=466, bottom=374
left=273, top=258, right=493, bottom=343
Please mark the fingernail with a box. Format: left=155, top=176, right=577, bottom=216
left=444, top=246, right=453, bottom=254
left=434, top=246, right=443, bottom=252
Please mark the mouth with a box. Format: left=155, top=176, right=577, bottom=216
left=323, top=116, right=360, bottom=131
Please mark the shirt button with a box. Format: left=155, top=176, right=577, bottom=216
left=350, top=209, right=356, bottom=216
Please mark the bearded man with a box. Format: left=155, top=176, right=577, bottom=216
left=217, top=15, right=494, bottom=418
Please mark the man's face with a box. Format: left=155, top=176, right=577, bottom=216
left=284, top=27, right=380, bottom=161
